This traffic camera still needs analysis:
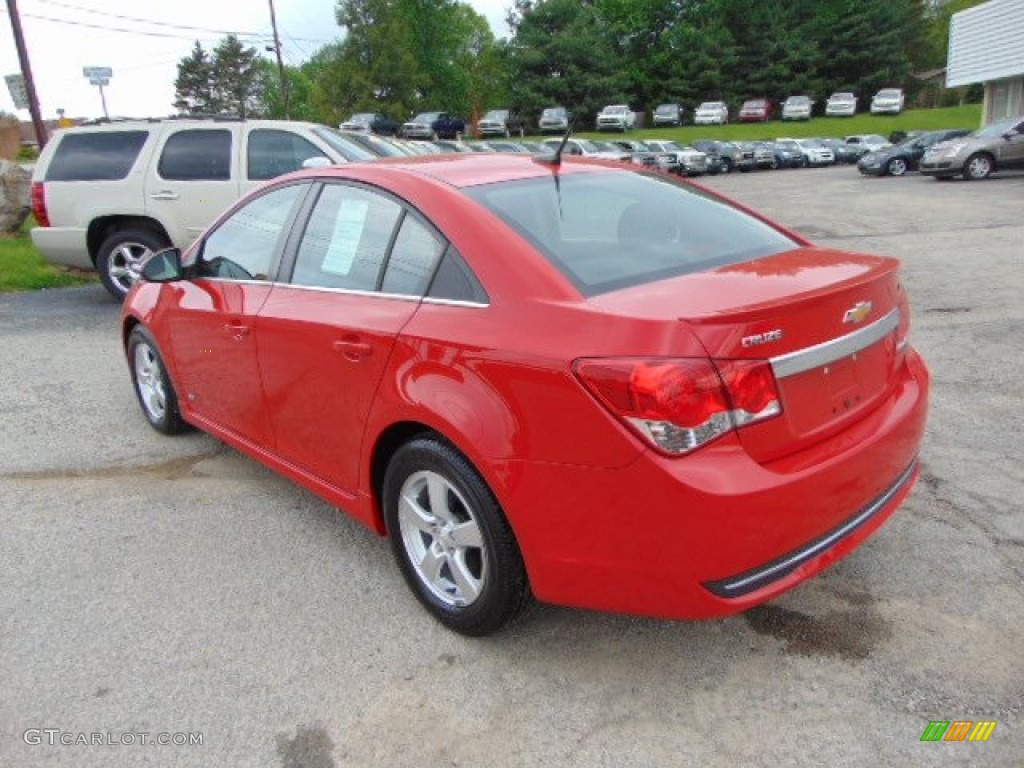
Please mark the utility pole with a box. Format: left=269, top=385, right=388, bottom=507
left=267, top=0, right=290, bottom=119
left=6, top=0, right=48, bottom=148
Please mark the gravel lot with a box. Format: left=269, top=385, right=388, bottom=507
left=1, top=165, right=1021, bottom=767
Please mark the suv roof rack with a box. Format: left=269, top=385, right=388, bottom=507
left=78, top=114, right=245, bottom=126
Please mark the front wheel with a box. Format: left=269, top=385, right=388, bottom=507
left=963, top=153, right=993, bottom=180
left=383, top=438, right=531, bottom=636
left=127, top=326, right=188, bottom=435
left=887, top=157, right=908, bottom=176
left=721, top=157, right=733, bottom=173
left=97, top=228, right=170, bottom=301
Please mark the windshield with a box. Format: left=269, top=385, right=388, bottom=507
left=786, top=96, right=809, bottom=105
left=542, top=108, right=565, bottom=118
left=411, top=112, right=440, bottom=123
left=831, top=93, right=854, bottom=102
left=877, top=90, right=901, bottom=98
left=483, top=110, right=508, bottom=120
left=699, top=102, right=722, bottom=110
left=971, top=117, right=1020, bottom=138
left=656, top=105, right=676, bottom=114
left=464, top=171, right=796, bottom=297
left=603, top=106, right=629, bottom=114
left=311, top=128, right=377, bottom=161
left=744, top=100, right=765, bottom=108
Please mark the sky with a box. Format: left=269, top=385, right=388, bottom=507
left=1, top=0, right=512, bottom=119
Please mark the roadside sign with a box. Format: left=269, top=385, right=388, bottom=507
left=4, top=74, right=28, bottom=109
left=89, top=78, right=110, bottom=87
left=82, top=66, right=113, bottom=79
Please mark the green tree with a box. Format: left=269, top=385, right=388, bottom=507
left=211, top=35, right=263, bottom=118
left=506, top=0, right=631, bottom=125
left=174, top=42, right=217, bottom=113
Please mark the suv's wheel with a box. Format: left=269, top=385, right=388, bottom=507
left=383, top=437, right=531, bottom=636
left=127, top=326, right=188, bottom=435
left=721, top=157, right=733, bottom=173
left=887, top=157, right=908, bottom=176
left=963, top=152, right=993, bottom=181
left=97, top=228, right=170, bottom=301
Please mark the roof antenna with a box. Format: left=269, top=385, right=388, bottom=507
left=534, top=109, right=576, bottom=167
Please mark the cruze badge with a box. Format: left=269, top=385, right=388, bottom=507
left=741, top=329, right=784, bottom=348
left=843, top=301, right=873, bottom=324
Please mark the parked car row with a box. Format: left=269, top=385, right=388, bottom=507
left=338, top=88, right=909, bottom=143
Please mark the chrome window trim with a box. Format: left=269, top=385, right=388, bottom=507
left=770, top=308, right=900, bottom=379
left=421, top=297, right=490, bottom=308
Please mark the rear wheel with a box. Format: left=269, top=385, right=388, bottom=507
left=97, top=228, right=170, bottom=301
left=383, top=437, right=531, bottom=636
left=721, top=157, right=733, bottom=173
left=963, top=153, right=993, bottom=180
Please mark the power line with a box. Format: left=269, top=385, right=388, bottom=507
left=34, top=0, right=267, bottom=37
left=0, top=8, right=272, bottom=40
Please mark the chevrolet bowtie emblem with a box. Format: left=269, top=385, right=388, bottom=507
left=843, top=301, right=873, bottom=324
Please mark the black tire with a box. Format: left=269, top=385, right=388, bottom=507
left=887, top=157, right=908, bottom=177
left=721, top=157, right=733, bottom=174
left=963, top=152, right=993, bottom=181
left=127, top=326, right=188, bottom=435
left=97, top=227, right=171, bottom=302
left=383, top=437, right=532, bottom=636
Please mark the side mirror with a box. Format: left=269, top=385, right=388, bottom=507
left=140, top=247, right=183, bottom=283
left=302, top=156, right=333, bottom=169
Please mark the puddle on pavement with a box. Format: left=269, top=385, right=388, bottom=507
left=744, top=604, right=892, bottom=661
left=1, top=451, right=221, bottom=482
left=276, top=724, right=336, bottom=768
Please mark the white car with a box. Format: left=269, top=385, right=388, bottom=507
left=541, top=138, right=629, bottom=161
left=693, top=101, right=729, bottom=125
left=825, top=92, right=858, bottom=117
left=538, top=106, right=570, bottom=134
left=777, top=137, right=834, bottom=166
left=845, top=134, right=891, bottom=152
left=595, top=105, right=636, bottom=132
left=781, top=95, right=812, bottom=121
left=642, top=139, right=709, bottom=176
left=870, top=88, right=905, bottom=115
left=29, top=118, right=376, bottom=300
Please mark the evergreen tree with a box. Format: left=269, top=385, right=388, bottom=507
left=174, top=42, right=217, bottom=113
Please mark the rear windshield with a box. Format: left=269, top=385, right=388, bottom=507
left=464, top=171, right=796, bottom=296
left=46, top=130, right=149, bottom=181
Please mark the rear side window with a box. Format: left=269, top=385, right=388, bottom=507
left=465, top=171, right=797, bottom=296
left=247, top=129, right=329, bottom=180
left=290, top=184, right=402, bottom=291
left=45, top=131, right=148, bottom=181
left=380, top=215, right=445, bottom=295
left=158, top=129, right=232, bottom=181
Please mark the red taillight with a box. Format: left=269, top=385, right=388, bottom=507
left=574, top=357, right=782, bottom=455
left=31, top=182, right=50, bottom=227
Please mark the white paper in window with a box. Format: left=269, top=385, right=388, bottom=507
left=321, top=198, right=369, bottom=275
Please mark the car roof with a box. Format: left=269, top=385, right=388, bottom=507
left=290, top=153, right=625, bottom=189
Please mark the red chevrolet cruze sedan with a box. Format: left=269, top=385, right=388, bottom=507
left=122, top=153, right=929, bottom=635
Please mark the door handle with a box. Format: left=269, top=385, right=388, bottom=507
left=224, top=323, right=250, bottom=340
left=150, top=191, right=180, bottom=200
left=333, top=339, right=372, bottom=362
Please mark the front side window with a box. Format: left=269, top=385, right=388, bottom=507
left=158, top=129, right=232, bottom=181
left=465, top=170, right=797, bottom=297
left=45, top=131, right=149, bottom=181
left=194, top=184, right=305, bottom=281
left=247, top=129, right=329, bottom=181
left=291, top=184, right=402, bottom=291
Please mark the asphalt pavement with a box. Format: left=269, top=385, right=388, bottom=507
left=1, top=165, right=1021, bottom=767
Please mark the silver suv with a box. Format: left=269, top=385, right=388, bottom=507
left=30, top=117, right=374, bottom=299
left=920, top=115, right=1024, bottom=180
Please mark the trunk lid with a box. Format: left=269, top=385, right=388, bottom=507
left=590, top=247, right=909, bottom=462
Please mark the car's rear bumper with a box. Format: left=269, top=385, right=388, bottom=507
left=30, top=227, right=92, bottom=270
left=501, top=347, right=929, bottom=620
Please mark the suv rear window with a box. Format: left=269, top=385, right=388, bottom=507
left=45, top=131, right=149, bottom=181
left=158, top=129, right=232, bottom=181
left=464, top=171, right=796, bottom=296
